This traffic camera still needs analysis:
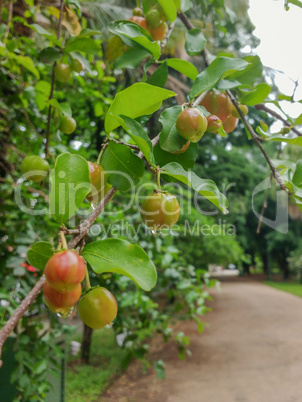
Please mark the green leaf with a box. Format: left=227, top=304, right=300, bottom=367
left=159, top=106, right=188, bottom=152
left=217, top=79, right=246, bottom=90
left=47, top=99, right=72, bottom=117
left=260, top=130, right=302, bottom=147
left=166, top=58, right=198, bottom=80
left=180, top=0, right=193, bottom=11
left=15, top=56, right=40, bottom=78
left=185, top=29, right=207, bottom=56
left=35, top=80, right=51, bottom=96
left=50, top=153, right=91, bottom=224
left=82, top=239, right=157, bottom=291
left=101, top=142, right=145, bottom=191
left=157, top=0, right=178, bottom=21
left=147, top=61, right=168, bottom=87
left=65, top=37, right=101, bottom=54
left=108, top=20, right=161, bottom=60
left=161, top=162, right=228, bottom=212
left=105, top=83, right=175, bottom=133
left=39, top=47, right=62, bottom=64
left=154, top=142, right=198, bottom=170
left=94, top=101, right=104, bottom=117
left=28, top=24, right=54, bottom=37
left=293, top=160, right=302, bottom=187
left=27, top=241, right=54, bottom=270
left=113, top=47, right=150, bottom=70
left=113, top=115, right=155, bottom=166
left=190, top=57, right=249, bottom=100
left=294, top=113, right=302, bottom=126
left=227, top=55, right=263, bottom=86
left=239, top=83, right=271, bottom=106
left=78, top=28, right=103, bottom=37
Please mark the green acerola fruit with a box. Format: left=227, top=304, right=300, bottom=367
left=21, top=155, right=49, bottom=183
left=70, top=58, right=84, bottom=73
left=176, top=108, right=208, bottom=142
left=54, top=63, right=72, bottom=83
left=146, top=8, right=162, bottom=28
left=59, top=116, right=77, bottom=135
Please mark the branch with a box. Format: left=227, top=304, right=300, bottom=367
left=255, top=103, right=302, bottom=137
left=4, top=0, right=13, bottom=41
left=226, top=89, right=289, bottom=193
left=0, top=275, right=46, bottom=368
left=160, top=20, right=176, bottom=50
left=45, top=0, right=65, bottom=156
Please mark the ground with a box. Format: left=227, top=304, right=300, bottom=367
left=102, top=277, right=302, bottom=402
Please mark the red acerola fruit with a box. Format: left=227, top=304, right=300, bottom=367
left=43, top=282, right=82, bottom=311
left=44, top=250, right=86, bottom=293
left=200, top=91, right=233, bottom=123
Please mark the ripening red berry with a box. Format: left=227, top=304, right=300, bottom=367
left=44, top=250, right=86, bottom=293
left=43, top=282, right=82, bottom=312
left=200, top=91, right=233, bottom=122
left=176, top=107, right=208, bottom=143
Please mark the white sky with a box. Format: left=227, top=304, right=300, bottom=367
left=248, top=0, right=302, bottom=117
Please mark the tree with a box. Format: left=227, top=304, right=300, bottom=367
left=1, top=0, right=302, bottom=398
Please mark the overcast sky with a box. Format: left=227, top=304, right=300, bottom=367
left=248, top=0, right=302, bottom=117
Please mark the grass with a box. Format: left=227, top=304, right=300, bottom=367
left=265, top=281, right=302, bottom=298
left=65, top=329, right=130, bottom=402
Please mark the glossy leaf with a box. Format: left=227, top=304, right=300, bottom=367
left=39, top=47, right=62, bottom=64
left=159, top=106, right=189, bottom=152
left=105, top=83, right=175, bottom=133
left=16, top=56, right=40, bottom=78
left=292, top=160, right=302, bottom=188
left=161, top=162, right=228, bottom=212
left=27, top=242, right=54, bottom=270
left=157, top=0, right=178, bottom=21
left=167, top=58, right=199, bottom=80
left=154, top=143, right=198, bottom=170
left=113, top=47, right=150, bottom=70
left=113, top=115, right=156, bottom=166
left=82, top=239, right=157, bottom=291
left=47, top=99, right=72, bottom=117
left=108, top=20, right=161, bottom=60
left=65, top=37, right=101, bottom=54
left=101, top=142, right=145, bottom=191
left=50, top=153, right=91, bottom=224
left=239, top=83, right=271, bottom=106
left=227, top=56, right=263, bottom=86
left=185, top=29, right=207, bottom=56
left=190, top=57, right=249, bottom=100
left=147, top=61, right=168, bottom=87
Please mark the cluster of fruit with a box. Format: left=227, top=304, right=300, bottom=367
left=175, top=91, right=248, bottom=151
left=43, top=249, right=118, bottom=327
left=130, top=4, right=168, bottom=41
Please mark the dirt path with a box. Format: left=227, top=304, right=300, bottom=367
left=102, top=278, right=302, bottom=402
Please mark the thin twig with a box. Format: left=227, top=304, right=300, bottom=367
left=160, top=20, right=176, bottom=50
left=45, top=0, right=65, bottom=156
left=0, top=275, right=46, bottom=368
left=255, top=104, right=302, bottom=137
left=4, top=0, right=13, bottom=41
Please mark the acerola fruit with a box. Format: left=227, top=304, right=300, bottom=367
left=54, top=63, right=72, bottom=83
left=78, top=287, right=118, bottom=329
left=207, top=115, right=222, bottom=133
left=231, top=104, right=248, bottom=118
left=86, top=183, right=112, bottom=204
left=43, top=282, right=82, bottom=311
left=171, top=140, right=190, bottom=154
left=176, top=107, right=208, bottom=143
left=86, top=161, right=108, bottom=199
left=154, top=3, right=168, bottom=21
left=44, top=250, right=86, bottom=293
left=21, top=155, right=49, bottom=183
left=129, top=16, right=149, bottom=31
left=146, top=8, right=162, bottom=28
left=141, top=191, right=180, bottom=230
left=200, top=91, right=233, bottom=123
left=59, top=116, right=76, bottom=135
left=223, top=114, right=238, bottom=134
left=149, top=21, right=168, bottom=41
left=132, top=7, right=143, bottom=16
left=70, top=58, right=84, bottom=73
left=105, top=36, right=126, bottom=62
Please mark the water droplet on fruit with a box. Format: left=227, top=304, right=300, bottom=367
left=108, top=322, right=114, bottom=328
left=151, top=229, right=161, bottom=237
left=56, top=306, right=74, bottom=318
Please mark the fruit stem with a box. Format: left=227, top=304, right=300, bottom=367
left=85, top=266, right=91, bottom=290
left=156, top=168, right=161, bottom=191
left=59, top=231, right=68, bottom=250
left=96, top=143, right=107, bottom=165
